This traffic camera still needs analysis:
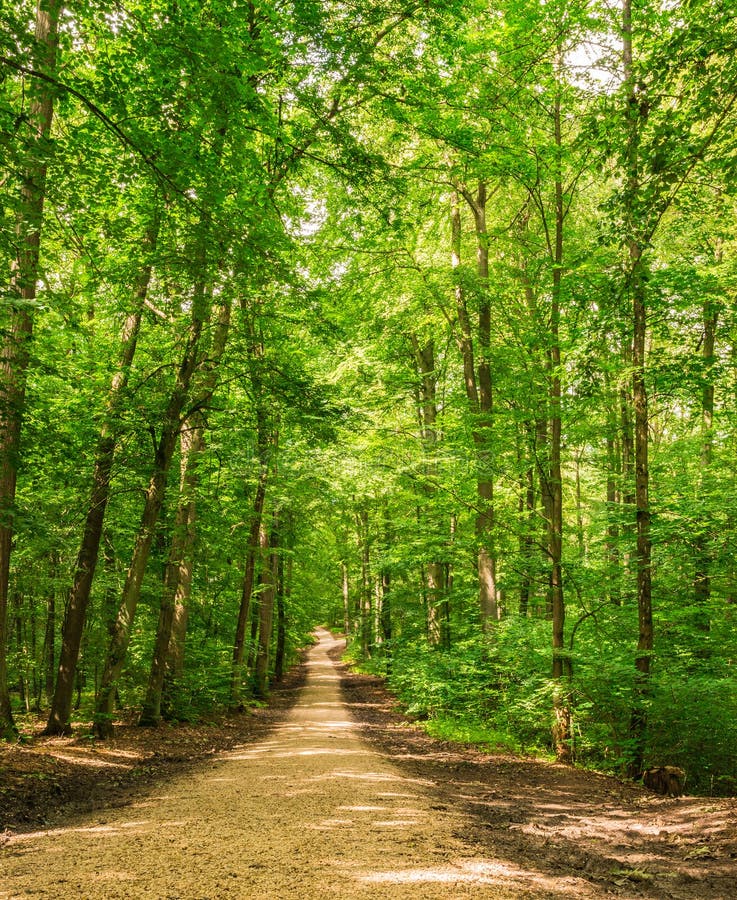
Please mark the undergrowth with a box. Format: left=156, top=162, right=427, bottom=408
left=344, top=620, right=737, bottom=796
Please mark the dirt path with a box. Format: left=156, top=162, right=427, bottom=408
left=2, top=629, right=735, bottom=899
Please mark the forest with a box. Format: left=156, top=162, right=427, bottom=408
left=1, top=0, right=736, bottom=798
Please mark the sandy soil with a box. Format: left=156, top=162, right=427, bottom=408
left=1, top=629, right=735, bottom=899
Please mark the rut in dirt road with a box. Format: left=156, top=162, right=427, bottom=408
left=3, top=630, right=601, bottom=898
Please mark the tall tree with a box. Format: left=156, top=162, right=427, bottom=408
left=410, top=333, right=450, bottom=648
left=94, top=259, right=213, bottom=736
left=450, top=184, right=500, bottom=627
left=231, top=337, right=275, bottom=707
left=0, top=0, right=62, bottom=738
left=140, top=294, right=232, bottom=726
left=621, top=0, right=653, bottom=778
left=45, top=214, right=160, bottom=735
left=254, top=517, right=278, bottom=699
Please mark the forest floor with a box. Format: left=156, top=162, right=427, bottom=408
left=1, top=630, right=735, bottom=899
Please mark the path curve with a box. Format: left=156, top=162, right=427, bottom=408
left=2, top=630, right=577, bottom=898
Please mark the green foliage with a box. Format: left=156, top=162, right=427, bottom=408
left=161, top=651, right=236, bottom=723
left=424, top=715, right=523, bottom=755
left=647, top=675, right=737, bottom=797
left=0, top=0, right=735, bottom=803
left=378, top=625, right=556, bottom=756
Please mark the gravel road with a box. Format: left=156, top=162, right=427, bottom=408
left=2, top=629, right=585, bottom=899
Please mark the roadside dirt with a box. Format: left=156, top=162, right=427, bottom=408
left=1, top=631, right=735, bottom=899
left=0, top=660, right=308, bottom=835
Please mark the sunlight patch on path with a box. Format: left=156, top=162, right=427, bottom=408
left=361, top=859, right=532, bottom=884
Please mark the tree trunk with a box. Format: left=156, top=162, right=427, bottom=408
left=574, top=453, right=585, bottom=558
left=536, top=414, right=554, bottom=618
left=232, top=324, right=275, bottom=704
left=159, top=427, right=199, bottom=714
left=623, top=0, right=654, bottom=777
left=605, top=380, right=621, bottom=605
left=43, top=575, right=55, bottom=705
left=254, top=521, right=277, bottom=699
left=40, top=551, right=58, bottom=707
left=341, top=562, right=350, bottom=637
left=139, top=423, right=200, bottom=725
left=141, top=296, right=231, bottom=725
left=620, top=339, right=635, bottom=590
left=451, top=184, right=500, bottom=628
left=93, top=283, right=209, bottom=737
left=694, top=297, right=718, bottom=628
left=426, top=561, right=446, bottom=647
left=409, top=333, right=449, bottom=648
left=274, top=546, right=289, bottom=682
left=45, top=219, right=158, bottom=735
left=630, top=253, right=652, bottom=776
left=471, top=183, right=500, bottom=627
left=520, top=253, right=553, bottom=621
left=231, top=463, right=268, bottom=706
left=12, top=593, right=27, bottom=712
left=357, top=508, right=371, bottom=657
left=274, top=587, right=286, bottom=683
left=549, top=77, right=571, bottom=763
left=518, top=431, right=535, bottom=617
left=167, top=592, right=189, bottom=681
left=381, top=565, right=392, bottom=675
left=247, top=601, right=260, bottom=671
left=0, top=0, right=62, bottom=741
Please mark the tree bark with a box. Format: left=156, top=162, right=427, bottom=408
left=357, top=508, right=372, bottom=657
left=93, top=281, right=209, bottom=737
left=140, top=296, right=231, bottom=725
left=410, top=333, right=450, bottom=648
left=605, top=378, right=621, bottom=605
left=167, top=590, right=189, bottom=681
left=42, top=552, right=58, bottom=706
left=550, top=79, right=571, bottom=764
left=451, top=184, right=500, bottom=628
left=254, top=520, right=277, bottom=699
left=694, top=297, right=719, bottom=627
left=231, top=462, right=268, bottom=706
left=471, top=183, right=500, bottom=627
left=0, top=0, right=62, bottom=741
left=43, top=590, right=55, bottom=705
left=620, top=338, right=635, bottom=591
left=12, top=593, right=27, bottom=712
left=138, top=423, right=200, bottom=725
left=381, top=565, right=392, bottom=675
left=623, top=0, right=654, bottom=777
left=45, top=218, right=158, bottom=735
left=231, top=386, right=272, bottom=706
left=274, top=545, right=288, bottom=682
left=518, top=445, right=535, bottom=618
left=159, top=425, right=199, bottom=713
left=341, top=562, right=350, bottom=637
left=519, top=252, right=548, bottom=619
